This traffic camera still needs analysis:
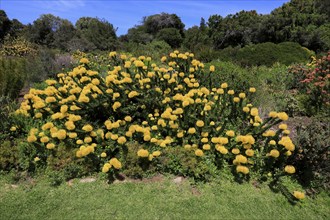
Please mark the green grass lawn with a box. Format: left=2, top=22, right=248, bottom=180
left=0, top=175, right=329, bottom=220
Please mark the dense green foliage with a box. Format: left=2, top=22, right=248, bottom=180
left=215, top=42, right=314, bottom=66
left=290, top=118, right=330, bottom=192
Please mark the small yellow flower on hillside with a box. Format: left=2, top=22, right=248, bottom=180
left=245, top=149, right=254, bottom=157
left=34, top=157, right=40, bottom=162
left=293, top=191, right=305, bottom=200
left=137, top=149, right=149, bottom=157
left=82, top=124, right=93, bottom=132
left=226, top=130, right=235, bottom=137
left=109, top=51, right=116, bottom=57
left=109, top=158, right=122, bottom=169
left=196, top=120, right=204, bottom=127
left=46, top=143, right=55, bottom=149
left=284, top=165, right=296, bottom=174
left=227, top=90, right=234, bottom=95
left=152, top=151, right=161, bottom=157
left=279, top=124, right=288, bottom=130
left=269, top=149, right=280, bottom=158
left=79, top=58, right=89, bottom=64
left=232, top=148, right=240, bottom=155
left=195, top=149, right=204, bottom=157
left=277, top=112, right=289, bottom=121
left=249, top=87, right=256, bottom=93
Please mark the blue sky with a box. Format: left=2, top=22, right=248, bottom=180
left=0, top=0, right=289, bottom=36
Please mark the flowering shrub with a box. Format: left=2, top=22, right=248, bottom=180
left=289, top=52, right=330, bottom=115
left=14, top=50, right=303, bottom=198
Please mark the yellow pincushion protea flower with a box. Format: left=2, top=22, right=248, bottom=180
left=245, top=149, right=254, bottom=157
left=34, top=157, right=40, bottom=162
left=232, top=148, right=240, bottom=154
left=196, top=120, right=204, bottom=127
left=269, top=140, right=276, bottom=145
left=109, top=158, right=122, bottom=169
left=233, top=97, right=240, bottom=103
left=68, top=132, right=77, bottom=139
left=227, top=90, right=235, bottom=95
left=195, top=149, right=204, bottom=157
left=235, top=155, right=248, bottom=164
left=128, top=91, right=139, bottom=98
left=279, top=124, right=288, bottom=130
left=250, top=107, right=259, bottom=116
left=137, top=149, right=149, bottom=157
left=226, top=130, right=235, bottom=137
left=268, top=111, right=278, bottom=118
left=249, top=87, right=256, bottom=93
left=79, top=58, right=89, bottom=64
left=102, top=163, right=111, bottom=173
left=27, top=135, right=37, bottom=143
left=65, top=121, right=76, bottom=131
left=56, top=129, right=67, bottom=140
left=40, top=136, right=49, bottom=143
left=217, top=145, right=228, bottom=154
left=269, top=149, right=280, bottom=158
left=293, top=191, right=305, bottom=200
left=236, top=165, right=249, bottom=174
left=152, top=151, right=161, bottom=157
left=117, top=136, right=127, bottom=145
left=112, top=101, right=121, bottom=111
left=284, top=165, right=296, bottom=174
left=277, top=112, right=289, bottom=121
left=220, top=83, right=228, bottom=89
left=124, top=116, right=132, bottom=122
left=188, top=127, right=196, bottom=134
left=46, top=143, right=55, bottom=149
left=109, top=51, right=116, bottom=57
left=239, top=93, right=246, bottom=99
left=202, top=144, right=211, bottom=150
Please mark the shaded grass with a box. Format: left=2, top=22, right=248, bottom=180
left=0, top=176, right=329, bottom=220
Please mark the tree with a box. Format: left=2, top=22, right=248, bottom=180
left=0, top=10, right=11, bottom=41
left=126, top=25, right=153, bottom=44
left=53, top=19, right=76, bottom=51
left=261, top=0, right=329, bottom=51
left=183, top=19, right=211, bottom=52
left=75, top=17, right=117, bottom=51
left=156, top=28, right=183, bottom=48
left=8, top=19, right=25, bottom=38
left=143, top=13, right=185, bottom=36
left=208, top=11, right=263, bottom=49
left=25, top=14, right=61, bottom=46
left=125, top=13, right=185, bottom=47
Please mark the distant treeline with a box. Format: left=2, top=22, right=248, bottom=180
left=0, top=0, right=329, bottom=54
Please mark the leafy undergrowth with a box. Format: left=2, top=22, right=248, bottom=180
left=0, top=175, right=329, bottom=220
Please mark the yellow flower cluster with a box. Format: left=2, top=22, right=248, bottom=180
left=16, top=50, right=297, bottom=186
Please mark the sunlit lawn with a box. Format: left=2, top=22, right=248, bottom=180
left=1, top=175, right=329, bottom=220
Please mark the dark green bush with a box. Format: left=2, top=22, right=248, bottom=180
left=0, top=140, right=19, bottom=171
left=122, top=40, right=171, bottom=59
left=217, top=42, right=313, bottom=67
left=122, top=143, right=157, bottom=179
left=290, top=118, right=330, bottom=193
left=0, top=57, right=27, bottom=99
left=158, top=146, right=219, bottom=181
